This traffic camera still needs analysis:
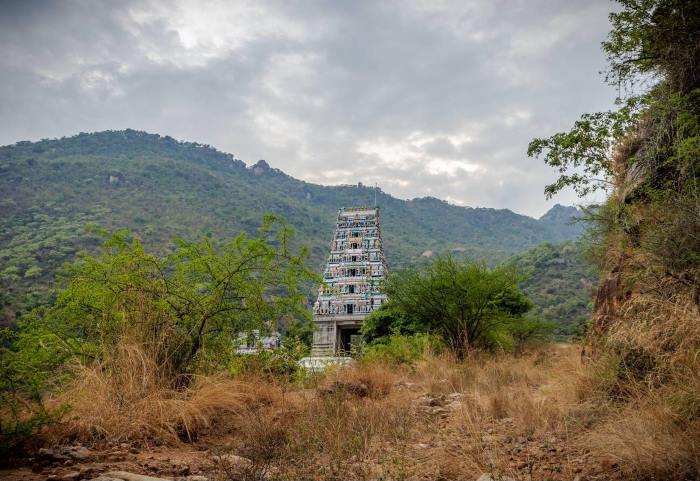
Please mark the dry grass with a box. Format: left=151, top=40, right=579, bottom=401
left=209, top=361, right=416, bottom=480
left=580, top=324, right=700, bottom=479
left=207, top=345, right=600, bottom=480
left=585, top=392, right=700, bottom=480
left=44, top=335, right=700, bottom=480
left=401, top=346, right=591, bottom=480
left=52, top=342, right=285, bottom=446
left=320, top=361, right=397, bottom=399
left=584, top=228, right=700, bottom=480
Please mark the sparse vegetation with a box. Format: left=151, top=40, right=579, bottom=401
left=4, top=343, right=643, bottom=481
left=528, top=0, right=700, bottom=478
left=363, top=256, right=552, bottom=356
left=0, top=219, right=315, bottom=453
left=1, top=1, right=698, bottom=480
left=0, top=130, right=583, bottom=327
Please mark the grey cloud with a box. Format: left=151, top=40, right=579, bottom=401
left=0, top=0, right=617, bottom=216
left=422, top=138, right=463, bottom=159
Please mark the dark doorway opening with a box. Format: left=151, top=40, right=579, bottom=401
left=339, top=327, right=361, bottom=354
left=346, top=303, right=354, bottom=314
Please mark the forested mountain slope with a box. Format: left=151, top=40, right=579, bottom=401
left=0, top=130, right=584, bottom=321
left=507, top=241, right=597, bottom=336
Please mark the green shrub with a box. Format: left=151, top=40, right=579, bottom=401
left=229, top=344, right=306, bottom=382
left=361, top=334, right=442, bottom=365
left=507, top=317, right=556, bottom=353
left=360, top=304, right=424, bottom=343
left=373, top=256, right=538, bottom=356
left=0, top=327, right=68, bottom=454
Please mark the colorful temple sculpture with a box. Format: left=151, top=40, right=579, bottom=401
left=311, top=207, right=388, bottom=355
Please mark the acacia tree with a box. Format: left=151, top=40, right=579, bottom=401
left=6, top=215, right=316, bottom=385
left=528, top=0, right=700, bottom=200
left=1, top=215, right=316, bottom=449
left=376, top=256, right=534, bottom=357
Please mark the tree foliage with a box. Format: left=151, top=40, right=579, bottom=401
left=62, top=217, right=311, bottom=374
left=528, top=0, right=700, bottom=200
left=0, top=217, right=315, bottom=449
left=0, top=130, right=584, bottom=323
left=603, top=0, right=700, bottom=94
left=361, top=304, right=426, bottom=342
left=363, top=256, right=547, bottom=357
left=528, top=100, right=642, bottom=198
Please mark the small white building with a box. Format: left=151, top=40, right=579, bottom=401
left=236, top=329, right=282, bottom=354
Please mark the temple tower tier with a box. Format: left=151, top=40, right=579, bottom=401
left=311, top=206, right=388, bottom=355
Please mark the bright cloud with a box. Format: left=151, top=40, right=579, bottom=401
left=0, top=0, right=618, bottom=217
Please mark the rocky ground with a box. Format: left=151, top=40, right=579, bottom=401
left=1, top=445, right=214, bottom=481
left=1, top=347, right=617, bottom=480
left=0, top=394, right=609, bottom=481
left=1, top=436, right=603, bottom=481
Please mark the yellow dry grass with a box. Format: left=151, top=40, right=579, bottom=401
left=52, top=342, right=285, bottom=446
left=586, top=226, right=700, bottom=480
left=47, top=337, right=700, bottom=480
left=585, top=393, right=700, bottom=480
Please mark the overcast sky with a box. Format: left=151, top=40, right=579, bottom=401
left=0, top=0, right=618, bottom=217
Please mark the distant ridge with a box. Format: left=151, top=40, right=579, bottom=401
left=0, top=130, right=584, bottom=320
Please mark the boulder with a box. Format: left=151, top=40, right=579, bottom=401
left=39, top=446, right=92, bottom=462
left=102, top=472, right=174, bottom=481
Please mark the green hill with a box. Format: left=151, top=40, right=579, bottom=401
left=507, top=241, right=597, bottom=337
left=0, top=130, right=584, bottom=323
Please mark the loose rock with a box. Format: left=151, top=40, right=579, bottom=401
left=319, top=380, right=369, bottom=398
left=103, top=471, right=174, bottom=481
left=446, top=392, right=465, bottom=402
left=212, top=453, right=253, bottom=469
left=39, top=446, right=92, bottom=462
left=476, top=473, right=516, bottom=481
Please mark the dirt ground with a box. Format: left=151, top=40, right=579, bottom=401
left=1, top=345, right=620, bottom=481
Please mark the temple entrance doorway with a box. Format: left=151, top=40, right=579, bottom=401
left=338, top=327, right=361, bottom=354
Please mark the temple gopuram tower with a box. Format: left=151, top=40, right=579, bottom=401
left=311, top=206, right=388, bottom=355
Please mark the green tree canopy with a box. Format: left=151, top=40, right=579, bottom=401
left=1, top=216, right=316, bottom=450
left=3, top=215, right=316, bottom=393
left=364, top=256, right=539, bottom=356
left=528, top=0, right=700, bottom=200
